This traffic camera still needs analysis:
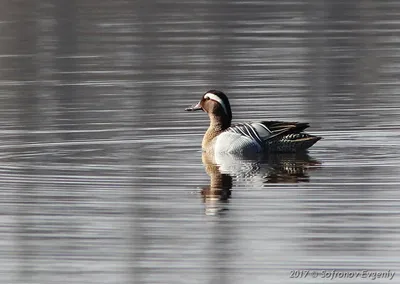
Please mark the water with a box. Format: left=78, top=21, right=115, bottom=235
left=0, top=1, right=400, bottom=283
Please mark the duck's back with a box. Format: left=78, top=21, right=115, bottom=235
left=214, top=121, right=320, bottom=154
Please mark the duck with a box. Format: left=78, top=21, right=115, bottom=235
left=185, top=90, right=321, bottom=155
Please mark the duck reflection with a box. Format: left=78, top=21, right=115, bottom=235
left=201, top=151, right=320, bottom=215
left=260, top=152, right=320, bottom=184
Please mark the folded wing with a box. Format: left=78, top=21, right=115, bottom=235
left=227, top=121, right=309, bottom=142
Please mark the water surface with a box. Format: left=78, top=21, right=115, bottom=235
left=0, top=1, right=400, bottom=284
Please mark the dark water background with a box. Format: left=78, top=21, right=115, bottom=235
left=0, top=1, right=400, bottom=283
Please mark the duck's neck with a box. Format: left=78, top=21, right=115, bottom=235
left=202, top=114, right=231, bottom=150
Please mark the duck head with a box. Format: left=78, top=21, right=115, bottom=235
left=185, top=90, right=233, bottom=125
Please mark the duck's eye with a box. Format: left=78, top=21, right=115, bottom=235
left=205, top=97, right=210, bottom=100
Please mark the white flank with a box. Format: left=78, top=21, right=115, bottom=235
left=204, top=93, right=228, bottom=116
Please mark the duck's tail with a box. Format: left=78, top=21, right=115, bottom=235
left=267, top=133, right=321, bottom=152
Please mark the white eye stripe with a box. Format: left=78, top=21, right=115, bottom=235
left=204, top=93, right=229, bottom=116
